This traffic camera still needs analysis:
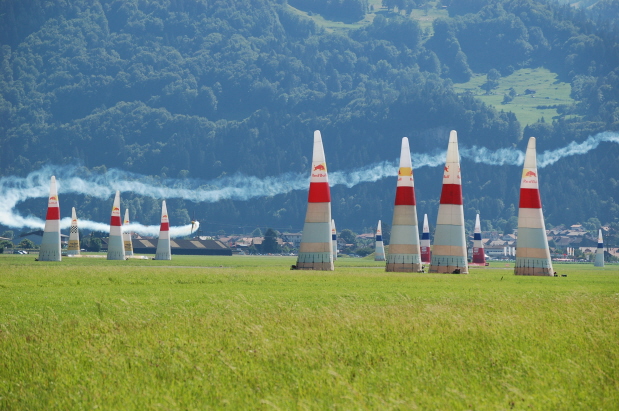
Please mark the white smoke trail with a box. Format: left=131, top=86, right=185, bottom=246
left=460, top=146, right=524, bottom=166
left=55, top=217, right=198, bottom=238
left=537, top=131, right=619, bottom=167
left=331, top=131, right=619, bottom=184
left=1, top=131, right=617, bottom=232
left=460, top=131, right=619, bottom=167
left=0, top=168, right=199, bottom=236
left=330, top=151, right=450, bottom=187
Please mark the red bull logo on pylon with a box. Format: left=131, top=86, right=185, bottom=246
left=523, top=169, right=537, bottom=178
left=311, top=162, right=327, bottom=179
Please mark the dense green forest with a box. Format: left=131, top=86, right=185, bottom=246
left=0, top=0, right=618, bottom=244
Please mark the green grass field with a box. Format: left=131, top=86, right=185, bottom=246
left=1, top=255, right=618, bottom=409
left=453, top=67, right=576, bottom=126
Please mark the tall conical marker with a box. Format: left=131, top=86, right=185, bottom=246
left=39, top=176, right=61, bottom=261
left=107, top=191, right=126, bottom=260
left=155, top=200, right=171, bottom=260
left=515, top=137, right=553, bottom=276
left=594, top=229, right=604, bottom=267
left=472, top=214, right=485, bottom=264
left=386, top=137, right=422, bottom=272
left=331, top=219, right=338, bottom=261
left=67, top=207, right=80, bottom=256
left=429, top=130, right=468, bottom=274
left=123, top=208, right=134, bottom=256
left=375, top=220, right=385, bottom=261
left=296, top=130, right=334, bottom=270
left=420, top=214, right=431, bottom=263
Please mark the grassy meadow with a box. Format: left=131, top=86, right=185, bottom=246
left=453, top=67, right=576, bottom=126
left=286, top=1, right=448, bottom=34
left=1, top=254, right=618, bottom=409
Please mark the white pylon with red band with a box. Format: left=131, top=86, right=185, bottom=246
left=123, top=208, right=134, bottom=257
left=429, top=130, right=468, bottom=274
left=67, top=207, right=80, bottom=256
left=515, top=137, right=553, bottom=276
left=39, top=176, right=62, bottom=261
left=375, top=220, right=385, bottom=261
left=155, top=200, right=171, bottom=260
left=386, top=137, right=422, bottom=272
left=594, top=229, right=604, bottom=267
left=472, top=214, right=485, bottom=264
left=107, top=191, right=126, bottom=260
left=296, top=130, right=334, bottom=270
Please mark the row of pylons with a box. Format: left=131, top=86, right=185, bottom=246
left=295, top=130, right=606, bottom=274
left=38, top=178, right=171, bottom=261
left=377, top=211, right=483, bottom=265
left=66, top=202, right=135, bottom=257
left=36, top=131, right=606, bottom=270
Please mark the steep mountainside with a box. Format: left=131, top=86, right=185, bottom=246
left=0, top=0, right=617, bottom=241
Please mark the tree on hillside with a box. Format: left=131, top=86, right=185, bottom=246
left=383, top=0, right=396, bottom=12
left=18, top=238, right=35, bottom=249
left=339, top=229, right=357, bottom=245
left=261, top=228, right=281, bottom=254
left=380, top=222, right=391, bottom=245
left=82, top=237, right=102, bottom=252
left=0, top=239, right=13, bottom=251
left=483, top=69, right=501, bottom=94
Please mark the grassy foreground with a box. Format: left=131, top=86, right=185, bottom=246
left=0, top=255, right=618, bottom=410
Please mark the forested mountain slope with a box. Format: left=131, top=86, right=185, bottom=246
left=0, top=0, right=617, bottom=240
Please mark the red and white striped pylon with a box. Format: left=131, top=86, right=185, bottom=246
left=296, top=130, right=334, bottom=270
left=429, top=130, right=468, bottom=274
left=39, top=176, right=61, bottom=261
left=514, top=137, right=553, bottom=276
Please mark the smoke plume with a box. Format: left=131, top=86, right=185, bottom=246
left=1, top=131, right=617, bottom=232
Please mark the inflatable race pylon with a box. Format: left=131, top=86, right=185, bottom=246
left=420, top=214, right=431, bottom=264
left=296, top=130, right=334, bottom=270
left=67, top=207, right=80, bottom=256
left=107, top=191, right=126, bottom=260
left=123, top=208, right=134, bottom=256
left=154, top=200, right=171, bottom=260
left=514, top=137, right=553, bottom=276
left=472, top=214, right=485, bottom=264
left=429, top=130, right=468, bottom=274
left=386, top=137, right=422, bottom=272
left=594, top=229, right=605, bottom=267
left=375, top=220, right=385, bottom=261
left=39, top=176, right=62, bottom=261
